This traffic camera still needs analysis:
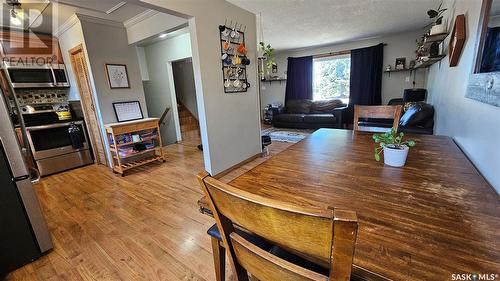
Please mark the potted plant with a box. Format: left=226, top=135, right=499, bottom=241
left=259, top=42, right=277, bottom=80
left=373, top=128, right=416, bottom=167
left=427, top=2, right=447, bottom=35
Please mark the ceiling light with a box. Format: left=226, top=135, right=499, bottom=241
left=159, top=34, right=168, bottom=38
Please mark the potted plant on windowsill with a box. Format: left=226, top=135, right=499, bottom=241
left=373, top=128, right=416, bottom=167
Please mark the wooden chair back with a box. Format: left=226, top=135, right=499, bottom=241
left=353, top=105, right=402, bottom=132
left=197, top=172, right=358, bottom=281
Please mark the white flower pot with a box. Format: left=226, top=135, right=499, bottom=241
left=430, top=21, right=447, bottom=35
left=383, top=145, right=409, bottom=167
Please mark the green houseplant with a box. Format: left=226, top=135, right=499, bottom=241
left=259, top=42, right=277, bottom=79
left=373, top=128, right=416, bottom=167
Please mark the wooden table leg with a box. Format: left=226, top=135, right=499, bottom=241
left=211, top=236, right=225, bottom=281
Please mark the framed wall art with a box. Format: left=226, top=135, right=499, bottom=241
left=105, top=63, right=130, bottom=89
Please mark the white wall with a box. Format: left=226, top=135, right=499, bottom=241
left=141, top=0, right=261, bottom=175
left=427, top=0, right=500, bottom=193
left=260, top=29, right=428, bottom=108
left=56, top=18, right=84, bottom=101
left=142, top=32, right=192, bottom=145
left=126, top=11, right=187, bottom=45
left=79, top=19, right=148, bottom=125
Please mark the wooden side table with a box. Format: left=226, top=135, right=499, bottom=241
left=105, top=118, right=165, bottom=176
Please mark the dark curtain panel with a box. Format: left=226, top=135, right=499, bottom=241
left=480, top=27, right=500, bottom=73
left=347, top=43, right=384, bottom=123
left=285, top=56, right=313, bottom=103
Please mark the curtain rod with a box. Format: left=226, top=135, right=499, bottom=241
left=313, top=43, right=387, bottom=59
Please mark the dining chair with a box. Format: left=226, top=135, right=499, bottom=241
left=198, top=172, right=358, bottom=281
left=353, top=105, right=403, bottom=132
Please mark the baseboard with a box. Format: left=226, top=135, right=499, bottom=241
left=213, top=153, right=261, bottom=179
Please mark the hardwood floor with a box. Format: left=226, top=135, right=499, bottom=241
left=6, top=140, right=292, bottom=281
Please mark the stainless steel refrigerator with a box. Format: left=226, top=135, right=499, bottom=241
left=0, top=88, right=53, bottom=278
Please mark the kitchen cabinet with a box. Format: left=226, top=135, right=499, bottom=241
left=0, top=31, right=63, bottom=65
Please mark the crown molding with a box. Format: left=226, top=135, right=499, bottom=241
left=53, top=13, right=79, bottom=37
left=76, top=13, right=124, bottom=28
left=124, top=9, right=159, bottom=28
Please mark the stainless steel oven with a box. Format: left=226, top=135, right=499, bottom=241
left=25, top=121, right=93, bottom=176
left=3, top=63, right=70, bottom=88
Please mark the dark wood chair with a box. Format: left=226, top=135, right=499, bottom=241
left=198, top=172, right=358, bottom=281
left=353, top=105, right=403, bottom=132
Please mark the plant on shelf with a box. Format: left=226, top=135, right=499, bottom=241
left=259, top=42, right=277, bottom=79
left=427, top=2, right=447, bottom=25
left=426, top=2, right=448, bottom=35
left=373, top=128, right=416, bottom=167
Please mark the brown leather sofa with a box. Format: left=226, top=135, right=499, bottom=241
left=272, top=99, right=347, bottom=129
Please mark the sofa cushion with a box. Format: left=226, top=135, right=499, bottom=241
left=310, top=99, right=343, bottom=113
left=399, top=103, right=434, bottom=127
left=303, top=114, right=336, bottom=124
left=274, top=113, right=305, bottom=123
left=286, top=99, right=313, bottom=114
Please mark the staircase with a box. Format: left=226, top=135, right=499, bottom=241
left=177, top=103, right=200, bottom=142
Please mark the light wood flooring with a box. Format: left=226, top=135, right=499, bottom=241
left=6, top=140, right=292, bottom=281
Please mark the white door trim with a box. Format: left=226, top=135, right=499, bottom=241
left=166, top=61, right=183, bottom=142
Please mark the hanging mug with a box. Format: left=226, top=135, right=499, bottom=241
left=243, top=57, right=250, bottom=65
left=232, top=55, right=241, bottom=65
left=221, top=53, right=228, bottom=60
left=233, top=79, right=242, bottom=88
left=223, top=39, right=231, bottom=50
left=222, top=26, right=231, bottom=37
left=230, top=26, right=239, bottom=39
left=237, top=43, right=247, bottom=55
left=223, top=56, right=232, bottom=65
left=242, top=82, right=250, bottom=89
left=224, top=79, right=232, bottom=88
left=218, top=25, right=226, bottom=32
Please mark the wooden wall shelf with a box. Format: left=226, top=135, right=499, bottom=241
left=105, top=118, right=165, bottom=176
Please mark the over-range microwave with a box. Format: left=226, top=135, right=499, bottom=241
left=3, top=62, right=70, bottom=88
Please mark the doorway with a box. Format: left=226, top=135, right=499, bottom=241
left=68, top=44, right=107, bottom=165
left=171, top=58, right=200, bottom=144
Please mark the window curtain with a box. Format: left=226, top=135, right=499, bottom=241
left=347, top=43, right=384, bottom=123
left=284, top=56, right=313, bottom=103
left=480, top=27, right=500, bottom=73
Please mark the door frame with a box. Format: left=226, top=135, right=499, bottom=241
left=167, top=57, right=198, bottom=143
left=166, top=61, right=182, bottom=142
left=68, top=44, right=107, bottom=165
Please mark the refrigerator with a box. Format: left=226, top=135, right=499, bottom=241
left=0, top=88, right=53, bottom=278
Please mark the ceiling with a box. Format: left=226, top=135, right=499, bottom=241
left=227, top=0, right=441, bottom=51
left=1, top=0, right=184, bottom=35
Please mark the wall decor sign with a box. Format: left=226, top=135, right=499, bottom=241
left=105, top=63, right=130, bottom=89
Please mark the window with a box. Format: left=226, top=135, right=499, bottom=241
left=313, top=55, right=350, bottom=103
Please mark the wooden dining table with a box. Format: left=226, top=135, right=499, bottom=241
left=199, top=129, right=500, bottom=280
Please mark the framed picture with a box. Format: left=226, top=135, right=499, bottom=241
left=449, top=14, right=466, bottom=67
left=105, top=64, right=130, bottom=89
left=395, top=57, right=406, bottom=70
left=112, top=101, right=143, bottom=122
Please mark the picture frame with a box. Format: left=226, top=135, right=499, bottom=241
left=395, top=57, right=406, bottom=70
left=105, top=63, right=130, bottom=89
left=112, top=101, right=143, bottom=122
left=449, top=14, right=466, bottom=67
